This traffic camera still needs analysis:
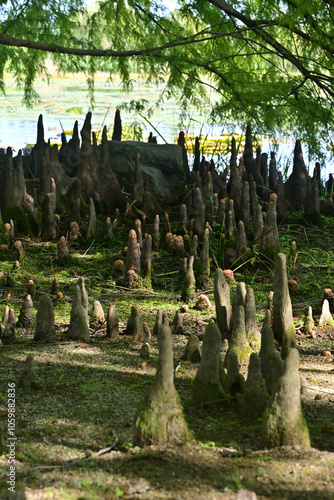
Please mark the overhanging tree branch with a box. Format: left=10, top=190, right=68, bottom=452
left=207, top=0, right=334, bottom=99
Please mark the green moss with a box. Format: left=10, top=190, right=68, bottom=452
left=224, top=344, right=254, bottom=368
left=181, top=284, right=196, bottom=302
left=2, top=206, right=37, bottom=235
left=190, top=378, right=225, bottom=407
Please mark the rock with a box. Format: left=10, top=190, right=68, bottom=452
left=131, top=155, right=144, bottom=203
left=108, top=141, right=184, bottom=198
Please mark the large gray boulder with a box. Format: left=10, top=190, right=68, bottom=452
left=108, top=141, right=185, bottom=197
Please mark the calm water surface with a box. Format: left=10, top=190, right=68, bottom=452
left=0, top=75, right=333, bottom=180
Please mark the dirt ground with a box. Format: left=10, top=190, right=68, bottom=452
left=1, top=318, right=334, bottom=500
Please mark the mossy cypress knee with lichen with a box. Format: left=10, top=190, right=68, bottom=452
left=134, top=325, right=191, bottom=446
left=67, top=277, right=90, bottom=343
left=272, top=252, right=295, bottom=348
left=190, top=322, right=227, bottom=407
left=225, top=305, right=253, bottom=367
left=240, top=353, right=269, bottom=420
left=259, top=310, right=283, bottom=396
left=262, top=348, right=310, bottom=448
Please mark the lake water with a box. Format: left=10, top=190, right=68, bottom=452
left=0, top=74, right=333, bottom=181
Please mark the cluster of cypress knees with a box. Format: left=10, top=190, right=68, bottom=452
left=1, top=111, right=333, bottom=452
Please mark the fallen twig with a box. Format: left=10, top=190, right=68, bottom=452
left=26, top=431, right=119, bottom=471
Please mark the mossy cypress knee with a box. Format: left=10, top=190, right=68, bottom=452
left=134, top=325, right=191, bottom=446
left=272, top=253, right=295, bottom=348
left=18, top=354, right=39, bottom=390
left=34, top=295, right=56, bottom=342
left=141, top=233, right=152, bottom=288
left=106, top=304, right=119, bottom=339
left=181, top=255, right=196, bottom=302
left=17, top=294, right=33, bottom=328
left=259, top=310, right=284, bottom=396
left=261, top=196, right=279, bottom=258
left=240, top=353, right=269, bottom=420
left=318, top=299, right=334, bottom=327
left=190, top=322, right=227, bottom=407
left=182, top=334, right=201, bottom=363
left=225, top=305, right=253, bottom=366
left=197, top=227, right=210, bottom=288
left=245, top=287, right=260, bottom=349
left=214, top=268, right=231, bottom=341
left=67, top=277, right=90, bottom=343
left=262, top=348, right=310, bottom=448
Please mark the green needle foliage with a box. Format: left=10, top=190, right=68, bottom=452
left=0, top=0, right=333, bottom=157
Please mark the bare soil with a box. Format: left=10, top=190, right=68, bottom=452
left=1, top=317, right=334, bottom=500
